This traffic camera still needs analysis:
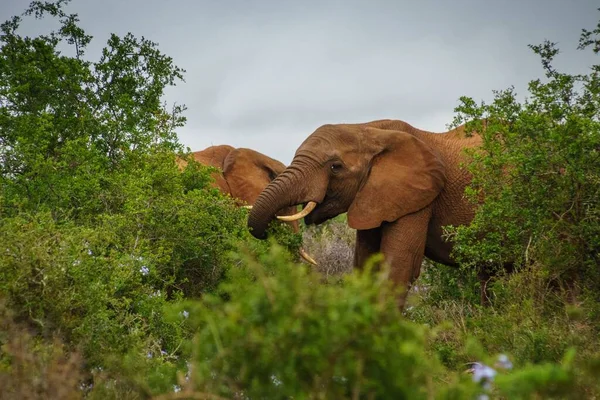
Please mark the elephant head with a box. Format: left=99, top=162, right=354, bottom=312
left=189, top=145, right=286, bottom=207
left=248, top=119, right=482, bottom=307
left=184, top=145, right=317, bottom=266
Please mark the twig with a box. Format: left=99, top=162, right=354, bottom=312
left=524, top=235, right=533, bottom=265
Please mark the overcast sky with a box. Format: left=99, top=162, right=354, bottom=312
left=2, top=0, right=598, bottom=164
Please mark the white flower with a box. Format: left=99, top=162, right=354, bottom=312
left=140, top=265, right=150, bottom=275
left=271, top=375, right=282, bottom=386
left=79, top=382, right=94, bottom=391
left=173, top=385, right=181, bottom=393
left=185, top=362, right=192, bottom=381
left=181, top=310, right=189, bottom=319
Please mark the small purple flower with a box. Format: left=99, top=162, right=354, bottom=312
left=140, top=265, right=150, bottom=275
left=472, top=362, right=497, bottom=390
left=181, top=310, right=189, bottom=319
left=496, top=354, right=513, bottom=370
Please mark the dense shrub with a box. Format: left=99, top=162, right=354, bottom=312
left=444, top=16, right=600, bottom=295
left=172, top=248, right=469, bottom=399
left=158, top=246, right=598, bottom=400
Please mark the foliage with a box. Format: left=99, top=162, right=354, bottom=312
left=404, top=9, right=600, bottom=398
left=169, top=247, right=475, bottom=399
left=0, top=1, right=186, bottom=220
left=0, top=1, right=300, bottom=396
left=407, top=265, right=600, bottom=395
left=445, top=11, right=600, bottom=294
left=155, top=247, right=598, bottom=400
left=413, top=260, right=481, bottom=306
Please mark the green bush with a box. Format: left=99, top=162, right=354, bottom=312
left=157, top=247, right=598, bottom=400
left=444, top=15, right=600, bottom=294
left=170, top=248, right=472, bottom=399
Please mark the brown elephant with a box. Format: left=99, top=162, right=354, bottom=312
left=181, top=145, right=317, bottom=266
left=183, top=145, right=285, bottom=207
left=247, top=119, right=484, bottom=308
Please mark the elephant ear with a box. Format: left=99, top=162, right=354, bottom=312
left=222, top=148, right=277, bottom=205
left=347, top=127, right=446, bottom=230
left=191, top=145, right=234, bottom=194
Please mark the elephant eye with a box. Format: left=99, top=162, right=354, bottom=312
left=267, top=170, right=278, bottom=181
left=330, top=162, right=343, bottom=174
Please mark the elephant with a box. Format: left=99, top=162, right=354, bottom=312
left=247, top=119, right=485, bottom=308
left=181, top=145, right=317, bottom=266
left=183, top=145, right=285, bottom=207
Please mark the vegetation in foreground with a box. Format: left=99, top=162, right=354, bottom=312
left=1, top=1, right=599, bottom=399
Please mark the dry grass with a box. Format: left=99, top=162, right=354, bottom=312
left=302, top=217, right=356, bottom=278
left=0, top=303, right=85, bottom=400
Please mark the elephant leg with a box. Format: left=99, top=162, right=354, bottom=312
left=354, top=228, right=382, bottom=270
left=380, top=206, right=432, bottom=309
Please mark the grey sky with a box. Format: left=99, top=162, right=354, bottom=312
left=2, top=0, right=598, bottom=164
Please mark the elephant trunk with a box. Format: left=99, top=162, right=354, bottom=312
left=248, top=170, right=299, bottom=239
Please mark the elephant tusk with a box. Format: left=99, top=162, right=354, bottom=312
left=299, top=247, right=318, bottom=266
left=276, top=201, right=317, bottom=222
left=241, top=205, right=253, bottom=209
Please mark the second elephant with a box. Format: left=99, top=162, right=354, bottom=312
left=184, top=145, right=317, bottom=266
left=187, top=145, right=285, bottom=207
